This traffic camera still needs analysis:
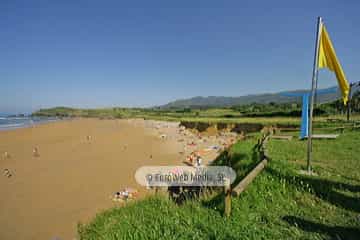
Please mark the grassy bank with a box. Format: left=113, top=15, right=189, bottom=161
left=78, top=129, right=360, bottom=240
left=32, top=106, right=360, bottom=130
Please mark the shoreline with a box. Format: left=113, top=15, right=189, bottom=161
left=0, top=118, right=236, bottom=240
left=0, top=116, right=63, bottom=132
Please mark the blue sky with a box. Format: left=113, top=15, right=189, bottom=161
left=1, top=0, right=359, bottom=113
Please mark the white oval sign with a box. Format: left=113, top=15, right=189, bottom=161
left=135, top=166, right=236, bottom=187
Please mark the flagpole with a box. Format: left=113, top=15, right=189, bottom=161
left=307, top=16, right=323, bottom=173
left=347, top=82, right=354, bottom=122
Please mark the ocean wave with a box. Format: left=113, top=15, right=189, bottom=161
left=5, top=117, right=29, bottom=120
left=0, top=117, right=60, bottom=130
left=0, top=123, right=26, bottom=128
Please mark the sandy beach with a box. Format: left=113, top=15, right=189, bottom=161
left=0, top=118, right=186, bottom=240
left=0, top=118, right=236, bottom=240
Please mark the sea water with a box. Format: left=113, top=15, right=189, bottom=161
left=0, top=116, right=59, bottom=131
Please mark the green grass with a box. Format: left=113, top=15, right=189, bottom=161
left=78, top=130, right=360, bottom=240
left=33, top=106, right=360, bottom=130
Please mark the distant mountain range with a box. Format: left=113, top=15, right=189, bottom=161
left=160, top=86, right=343, bottom=109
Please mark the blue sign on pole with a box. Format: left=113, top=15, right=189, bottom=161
left=280, top=87, right=337, bottom=139
left=300, top=93, right=310, bottom=139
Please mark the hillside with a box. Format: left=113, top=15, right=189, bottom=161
left=32, top=85, right=360, bottom=119
left=160, top=86, right=340, bottom=109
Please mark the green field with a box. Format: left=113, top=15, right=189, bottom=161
left=78, top=128, right=360, bottom=240
left=32, top=105, right=360, bottom=129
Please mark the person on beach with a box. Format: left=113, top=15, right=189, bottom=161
left=33, top=147, right=40, bottom=157
left=196, top=155, right=202, bottom=167
left=3, top=169, right=12, bottom=178
left=2, top=151, right=10, bottom=160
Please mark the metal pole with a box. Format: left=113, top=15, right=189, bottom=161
left=347, top=83, right=353, bottom=122
left=307, top=17, right=323, bottom=173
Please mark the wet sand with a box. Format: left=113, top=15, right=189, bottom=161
left=0, top=119, right=183, bottom=240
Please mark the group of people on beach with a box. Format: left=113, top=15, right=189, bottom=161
left=112, top=187, right=139, bottom=202
left=186, top=152, right=203, bottom=166
left=2, top=152, right=12, bottom=178
left=1, top=146, right=41, bottom=179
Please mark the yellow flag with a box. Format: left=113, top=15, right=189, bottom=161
left=318, top=24, right=350, bottom=105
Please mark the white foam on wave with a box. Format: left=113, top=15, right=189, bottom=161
left=5, top=117, right=29, bottom=120
left=0, top=123, right=26, bottom=128
left=0, top=117, right=60, bottom=131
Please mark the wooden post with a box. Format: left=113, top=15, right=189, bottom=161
left=232, top=158, right=268, bottom=196
left=224, top=178, right=231, bottom=217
